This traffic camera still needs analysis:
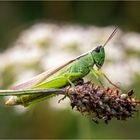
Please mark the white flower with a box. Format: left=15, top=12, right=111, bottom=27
left=122, top=32, right=140, bottom=51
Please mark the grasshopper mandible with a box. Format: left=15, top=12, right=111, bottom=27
left=0, top=27, right=119, bottom=106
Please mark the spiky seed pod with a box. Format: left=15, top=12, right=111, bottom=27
left=67, top=82, right=140, bottom=124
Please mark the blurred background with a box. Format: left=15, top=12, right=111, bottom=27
left=0, top=1, right=140, bottom=139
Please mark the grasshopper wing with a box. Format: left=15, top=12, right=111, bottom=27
left=10, top=51, right=88, bottom=90
left=10, top=59, right=75, bottom=90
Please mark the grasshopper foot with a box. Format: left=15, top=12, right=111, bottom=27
left=58, top=95, right=67, bottom=103
left=73, top=78, right=84, bottom=86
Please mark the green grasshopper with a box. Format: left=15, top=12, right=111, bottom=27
left=0, top=27, right=120, bottom=106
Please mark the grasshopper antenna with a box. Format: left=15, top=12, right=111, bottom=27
left=102, top=27, right=118, bottom=48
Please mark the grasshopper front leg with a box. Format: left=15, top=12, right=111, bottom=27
left=92, top=69, right=121, bottom=90
left=90, top=68, right=105, bottom=88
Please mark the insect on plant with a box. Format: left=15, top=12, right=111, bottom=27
left=0, top=27, right=121, bottom=107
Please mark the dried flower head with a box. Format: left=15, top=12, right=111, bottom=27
left=67, top=82, right=140, bottom=124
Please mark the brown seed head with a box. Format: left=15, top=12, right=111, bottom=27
left=67, top=82, right=140, bottom=124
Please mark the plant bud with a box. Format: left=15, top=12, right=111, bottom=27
left=67, top=81, right=140, bottom=123
left=120, top=94, right=128, bottom=99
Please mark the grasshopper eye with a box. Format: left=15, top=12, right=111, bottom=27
left=94, top=46, right=102, bottom=53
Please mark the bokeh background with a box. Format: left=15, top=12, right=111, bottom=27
left=0, top=1, right=140, bottom=139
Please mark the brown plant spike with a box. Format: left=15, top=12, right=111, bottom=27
left=67, top=82, right=140, bottom=124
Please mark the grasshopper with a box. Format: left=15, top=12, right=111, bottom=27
left=0, top=27, right=120, bottom=106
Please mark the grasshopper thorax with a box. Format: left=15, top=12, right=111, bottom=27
left=91, top=46, right=105, bottom=69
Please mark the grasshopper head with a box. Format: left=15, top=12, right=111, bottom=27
left=92, top=46, right=105, bottom=69
left=91, top=27, right=118, bottom=69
